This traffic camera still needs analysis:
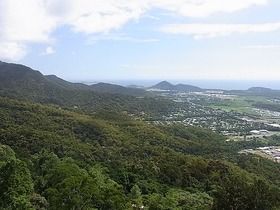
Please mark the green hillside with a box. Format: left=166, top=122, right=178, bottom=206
left=0, top=61, right=186, bottom=118
left=1, top=61, right=280, bottom=209
left=1, top=97, right=280, bottom=209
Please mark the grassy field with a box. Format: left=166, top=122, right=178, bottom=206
left=208, top=95, right=268, bottom=115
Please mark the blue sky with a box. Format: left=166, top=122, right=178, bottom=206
left=1, top=0, right=280, bottom=82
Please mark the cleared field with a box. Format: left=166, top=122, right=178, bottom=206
left=208, top=95, right=268, bottom=115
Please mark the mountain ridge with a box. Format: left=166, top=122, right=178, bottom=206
left=0, top=61, right=149, bottom=97
left=1, top=61, right=279, bottom=96
left=150, top=80, right=202, bottom=92
left=45, top=74, right=92, bottom=90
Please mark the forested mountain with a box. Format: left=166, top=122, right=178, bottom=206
left=45, top=75, right=92, bottom=90
left=150, top=81, right=175, bottom=90
left=91, top=82, right=148, bottom=96
left=1, top=61, right=280, bottom=209
left=0, top=61, right=44, bottom=84
left=247, top=87, right=274, bottom=93
left=46, top=75, right=148, bottom=96
left=0, top=61, right=148, bottom=98
left=150, top=81, right=202, bottom=92
left=247, top=87, right=280, bottom=98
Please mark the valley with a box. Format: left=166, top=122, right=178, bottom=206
left=1, top=61, right=280, bottom=209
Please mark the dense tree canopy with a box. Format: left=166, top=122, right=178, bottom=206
left=1, top=97, right=280, bottom=209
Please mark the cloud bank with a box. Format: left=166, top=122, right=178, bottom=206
left=0, top=0, right=271, bottom=60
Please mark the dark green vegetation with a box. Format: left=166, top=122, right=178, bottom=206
left=1, top=97, right=280, bottom=209
left=1, top=61, right=280, bottom=209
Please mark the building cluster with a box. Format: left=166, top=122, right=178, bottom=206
left=145, top=89, right=280, bottom=136
left=240, top=147, right=280, bottom=163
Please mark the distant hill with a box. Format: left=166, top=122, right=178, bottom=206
left=45, top=75, right=91, bottom=90
left=176, top=83, right=203, bottom=92
left=45, top=76, right=148, bottom=96
left=222, top=86, right=280, bottom=97
left=238, top=87, right=280, bottom=98
left=91, top=82, right=148, bottom=96
left=247, top=87, right=274, bottom=93
left=150, top=81, right=175, bottom=90
left=150, top=80, right=202, bottom=92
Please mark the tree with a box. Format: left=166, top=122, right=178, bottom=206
left=0, top=159, right=35, bottom=209
left=130, top=184, right=143, bottom=208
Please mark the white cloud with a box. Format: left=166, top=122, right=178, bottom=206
left=0, top=0, right=57, bottom=43
left=41, top=46, right=56, bottom=55
left=160, top=23, right=280, bottom=39
left=0, top=0, right=271, bottom=60
left=0, top=42, right=28, bottom=61
left=70, top=1, right=149, bottom=34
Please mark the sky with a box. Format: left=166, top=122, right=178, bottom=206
left=0, top=0, right=280, bottom=82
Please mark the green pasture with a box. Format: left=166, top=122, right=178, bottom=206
left=208, top=95, right=268, bottom=115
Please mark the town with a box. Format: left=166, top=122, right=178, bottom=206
left=146, top=88, right=280, bottom=140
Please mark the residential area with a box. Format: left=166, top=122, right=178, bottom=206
left=146, top=88, right=280, bottom=138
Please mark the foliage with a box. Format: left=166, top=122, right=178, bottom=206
left=0, top=159, right=35, bottom=209
left=1, top=96, right=280, bottom=209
